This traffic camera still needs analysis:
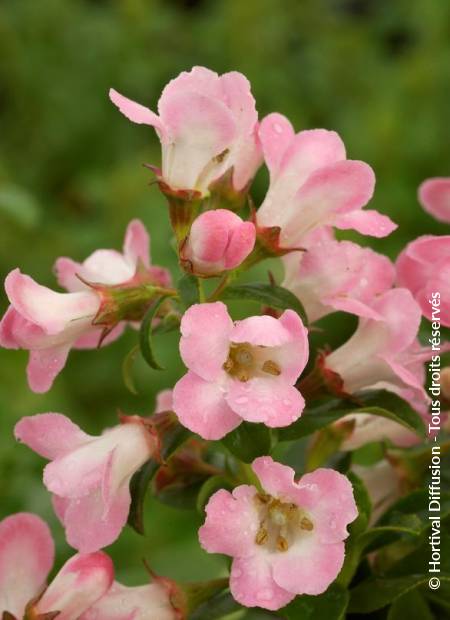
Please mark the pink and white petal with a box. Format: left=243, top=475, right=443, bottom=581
left=26, top=344, right=71, bottom=393
left=61, top=486, right=131, bottom=553
left=371, top=288, right=422, bottom=354
left=5, top=269, right=99, bottom=335
left=323, top=296, right=384, bottom=320
left=179, top=302, right=233, bottom=381
left=258, top=113, right=295, bottom=175
left=231, top=314, right=293, bottom=348
left=81, top=250, right=135, bottom=285
left=252, top=457, right=301, bottom=504
left=159, top=66, right=222, bottom=108
left=15, top=413, right=91, bottom=460
left=52, top=494, right=70, bottom=524
left=230, top=555, right=295, bottom=611
left=223, top=221, right=256, bottom=269
left=0, top=513, right=54, bottom=619
left=54, top=258, right=87, bottom=292
left=123, top=219, right=150, bottom=268
left=419, top=177, right=450, bottom=224
left=199, top=486, right=259, bottom=557
left=73, top=323, right=125, bottom=350
left=298, top=469, right=358, bottom=544
left=154, top=389, right=173, bottom=413
left=0, top=306, right=22, bottom=348
left=335, top=209, right=397, bottom=238
left=380, top=355, right=428, bottom=398
left=173, top=372, right=241, bottom=440
left=275, top=310, right=309, bottom=382
left=272, top=539, right=345, bottom=595
left=35, top=551, right=114, bottom=619
left=226, top=378, right=304, bottom=427
left=220, top=71, right=258, bottom=135
left=109, top=89, right=166, bottom=137
left=231, top=127, right=263, bottom=191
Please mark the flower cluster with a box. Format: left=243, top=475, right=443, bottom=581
left=1, top=66, right=448, bottom=617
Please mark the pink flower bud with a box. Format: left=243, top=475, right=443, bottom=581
left=15, top=414, right=158, bottom=552
left=181, top=210, right=256, bottom=275
left=199, top=456, right=357, bottom=610
left=109, top=67, right=262, bottom=197
left=34, top=552, right=114, bottom=620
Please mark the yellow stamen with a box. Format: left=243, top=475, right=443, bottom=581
left=262, top=360, right=281, bottom=376
left=255, top=527, right=268, bottom=546
left=300, top=517, right=314, bottom=531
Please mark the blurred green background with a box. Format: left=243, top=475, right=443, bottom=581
left=0, top=0, right=449, bottom=603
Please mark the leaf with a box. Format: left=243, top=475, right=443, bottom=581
left=188, top=591, right=241, bottom=620
left=139, top=296, right=170, bottom=370
left=283, top=583, right=349, bottom=620
left=349, top=574, right=450, bottom=613
left=128, top=416, right=190, bottom=534
left=121, top=345, right=140, bottom=394
left=0, top=184, right=40, bottom=228
left=196, top=475, right=233, bottom=513
left=222, top=422, right=272, bottom=463
left=278, top=390, right=426, bottom=442
left=387, top=589, right=433, bottom=620
left=221, top=283, right=308, bottom=323
left=178, top=274, right=200, bottom=308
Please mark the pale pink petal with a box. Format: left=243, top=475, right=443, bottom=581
left=173, top=371, right=241, bottom=440
left=26, top=344, right=71, bottom=393
left=199, top=486, right=259, bottom=557
left=335, top=209, right=397, bottom=238
left=123, top=219, right=150, bottom=268
left=371, top=288, right=422, bottom=354
left=154, top=389, right=173, bottom=413
left=109, top=88, right=165, bottom=136
left=0, top=513, right=54, bottom=619
left=81, top=249, right=135, bottom=285
left=179, top=302, right=233, bottom=381
left=230, top=555, right=295, bottom=611
left=220, top=71, right=258, bottom=137
left=224, top=221, right=256, bottom=269
left=226, top=377, right=304, bottom=427
left=252, top=457, right=301, bottom=504
left=0, top=306, right=23, bottom=348
left=272, top=539, right=345, bottom=596
left=419, top=177, right=450, bottom=224
left=231, top=312, right=296, bottom=348
left=324, top=296, right=383, bottom=320
left=54, top=257, right=86, bottom=292
left=258, top=113, right=295, bottom=174
left=158, top=66, right=222, bottom=106
left=15, top=413, right=91, bottom=460
left=73, top=323, right=126, bottom=350
left=35, top=551, right=114, bottom=620
left=5, top=269, right=99, bottom=335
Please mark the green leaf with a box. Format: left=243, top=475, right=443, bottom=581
left=188, top=591, right=241, bottom=620
left=121, top=345, right=140, bottom=394
left=128, top=416, right=190, bottom=534
left=349, top=574, right=450, bottom=613
left=387, top=589, right=433, bottom=620
left=196, top=475, right=233, bottom=513
left=305, top=419, right=354, bottom=471
left=0, top=184, right=40, bottom=228
left=278, top=390, right=426, bottom=442
left=178, top=274, right=200, bottom=308
left=222, top=422, right=272, bottom=463
left=221, top=283, right=308, bottom=323
left=139, top=296, right=169, bottom=370
left=283, top=583, right=349, bottom=619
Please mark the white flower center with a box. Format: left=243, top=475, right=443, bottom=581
left=254, top=493, right=314, bottom=552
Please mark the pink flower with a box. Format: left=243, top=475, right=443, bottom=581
left=0, top=220, right=171, bottom=392
left=110, top=67, right=262, bottom=196
left=33, top=552, right=114, bottom=620
left=181, top=209, right=256, bottom=275
left=419, top=177, right=450, bottom=224
left=155, top=388, right=174, bottom=413
left=14, top=414, right=157, bottom=552
left=0, top=513, right=54, bottom=618
left=199, top=456, right=357, bottom=610
left=0, top=512, right=113, bottom=620
left=352, top=461, right=400, bottom=524
left=282, top=234, right=395, bottom=322
left=256, top=113, right=396, bottom=248
left=324, top=289, right=426, bottom=400
left=173, top=302, right=309, bottom=440
left=396, top=235, right=450, bottom=327
left=80, top=581, right=175, bottom=620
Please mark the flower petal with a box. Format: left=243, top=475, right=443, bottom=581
left=258, top=113, right=295, bottom=175
left=109, top=88, right=165, bottom=135
left=26, top=345, right=71, bottom=393
left=335, top=209, right=397, bottom=238
left=419, top=177, right=450, bottom=224
left=173, top=371, right=241, bottom=440
left=123, top=219, right=150, bottom=268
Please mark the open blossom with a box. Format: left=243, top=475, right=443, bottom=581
left=181, top=209, right=256, bottom=276
left=199, top=456, right=357, bottom=610
left=0, top=219, right=171, bottom=393
left=396, top=235, right=450, bottom=327
left=324, top=288, right=426, bottom=400
left=255, top=113, right=396, bottom=248
left=0, top=512, right=113, bottom=620
left=173, top=302, right=309, bottom=440
left=110, top=66, right=262, bottom=196
left=419, top=177, right=450, bottom=224
left=80, top=581, right=176, bottom=620
left=15, top=414, right=157, bottom=552
left=282, top=233, right=395, bottom=322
